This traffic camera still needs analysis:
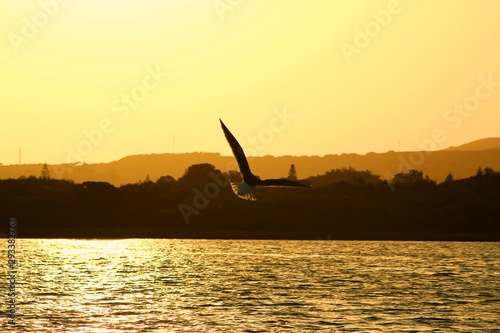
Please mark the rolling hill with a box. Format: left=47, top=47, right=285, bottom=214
left=1, top=138, right=499, bottom=186
left=444, top=137, right=500, bottom=151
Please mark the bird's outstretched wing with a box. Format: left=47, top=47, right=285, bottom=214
left=259, top=178, right=311, bottom=187
left=219, top=119, right=258, bottom=184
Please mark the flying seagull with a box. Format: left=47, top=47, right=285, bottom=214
left=220, top=119, right=310, bottom=200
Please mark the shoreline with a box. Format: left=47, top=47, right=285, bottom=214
left=13, top=228, right=500, bottom=241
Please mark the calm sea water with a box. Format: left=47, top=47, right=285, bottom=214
left=1, top=239, right=499, bottom=332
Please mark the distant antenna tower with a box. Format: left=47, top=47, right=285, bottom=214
left=19, top=148, right=21, bottom=165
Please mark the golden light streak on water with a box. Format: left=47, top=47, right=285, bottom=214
left=1, top=239, right=499, bottom=332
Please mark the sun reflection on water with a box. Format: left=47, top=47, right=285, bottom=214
left=0, top=239, right=498, bottom=332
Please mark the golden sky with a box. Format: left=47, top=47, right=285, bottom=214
left=1, top=0, right=499, bottom=165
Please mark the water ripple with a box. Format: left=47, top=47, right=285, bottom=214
left=0, top=239, right=498, bottom=332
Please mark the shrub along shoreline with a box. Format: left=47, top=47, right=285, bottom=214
left=2, top=164, right=499, bottom=240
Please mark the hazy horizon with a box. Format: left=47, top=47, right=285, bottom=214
left=1, top=136, right=498, bottom=167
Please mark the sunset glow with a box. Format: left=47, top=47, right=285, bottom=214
left=1, top=0, right=499, bottom=164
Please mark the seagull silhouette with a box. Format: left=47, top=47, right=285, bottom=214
left=220, top=119, right=310, bottom=200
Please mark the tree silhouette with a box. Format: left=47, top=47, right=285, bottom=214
left=226, top=169, right=242, bottom=183
left=156, top=175, right=175, bottom=185
left=1, top=164, right=499, bottom=239
left=40, top=163, right=50, bottom=179
left=484, top=167, right=494, bottom=174
left=288, top=164, right=298, bottom=181
left=444, top=173, right=454, bottom=183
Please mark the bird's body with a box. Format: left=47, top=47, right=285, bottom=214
left=220, top=119, right=310, bottom=200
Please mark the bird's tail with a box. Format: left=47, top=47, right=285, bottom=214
left=230, top=182, right=256, bottom=201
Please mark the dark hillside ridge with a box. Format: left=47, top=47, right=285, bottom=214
left=1, top=164, right=499, bottom=240
left=1, top=138, right=499, bottom=186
